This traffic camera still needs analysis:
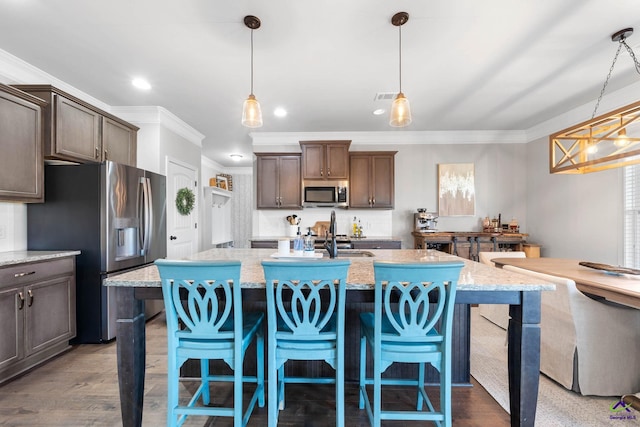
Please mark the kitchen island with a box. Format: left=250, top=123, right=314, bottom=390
left=104, top=248, right=553, bottom=427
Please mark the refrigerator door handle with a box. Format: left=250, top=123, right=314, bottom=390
left=137, top=177, right=151, bottom=256
left=145, top=177, right=154, bottom=254
left=137, top=177, right=144, bottom=255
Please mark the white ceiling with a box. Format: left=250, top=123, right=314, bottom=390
left=1, top=0, right=640, bottom=167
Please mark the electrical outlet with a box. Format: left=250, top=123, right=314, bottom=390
left=0, top=225, right=6, bottom=239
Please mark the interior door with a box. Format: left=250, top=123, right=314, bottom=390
left=166, top=159, right=198, bottom=259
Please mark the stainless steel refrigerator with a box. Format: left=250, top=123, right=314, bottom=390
left=27, top=161, right=166, bottom=343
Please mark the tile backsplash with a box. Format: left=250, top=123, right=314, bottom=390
left=254, top=209, right=393, bottom=238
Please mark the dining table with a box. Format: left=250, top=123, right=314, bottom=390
left=104, top=248, right=554, bottom=427
left=491, top=257, right=640, bottom=310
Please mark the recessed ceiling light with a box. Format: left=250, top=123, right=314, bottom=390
left=274, top=107, right=287, bottom=117
left=230, top=154, right=243, bottom=161
left=132, top=78, right=151, bottom=90
left=373, top=109, right=386, bottom=115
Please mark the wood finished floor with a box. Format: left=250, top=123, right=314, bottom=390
left=0, top=313, right=510, bottom=426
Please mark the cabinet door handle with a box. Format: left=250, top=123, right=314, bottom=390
left=327, top=168, right=330, bottom=176
left=95, top=146, right=100, bottom=159
left=28, top=290, right=34, bottom=307
left=14, top=271, right=35, bottom=278
left=18, top=292, right=24, bottom=310
left=320, top=168, right=323, bottom=177
left=372, top=197, right=375, bottom=205
left=104, top=149, right=108, bottom=160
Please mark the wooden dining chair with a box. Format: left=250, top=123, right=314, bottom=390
left=359, top=260, right=464, bottom=427
left=261, top=259, right=351, bottom=427
left=155, top=259, right=265, bottom=427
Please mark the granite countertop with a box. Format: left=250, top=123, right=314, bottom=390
left=104, top=248, right=554, bottom=292
left=0, top=250, right=81, bottom=267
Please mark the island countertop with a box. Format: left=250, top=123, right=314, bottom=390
left=104, top=248, right=554, bottom=291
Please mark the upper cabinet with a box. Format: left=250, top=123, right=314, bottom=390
left=0, top=84, right=46, bottom=203
left=102, top=116, right=137, bottom=166
left=12, top=85, right=138, bottom=167
left=300, top=140, right=350, bottom=180
left=349, top=151, right=396, bottom=209
left=256, top=153, right=302, bottom=209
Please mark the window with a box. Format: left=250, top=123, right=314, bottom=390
left=624, top=164, right=640, bottom=267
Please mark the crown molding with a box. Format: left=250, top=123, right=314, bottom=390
left=0, top=49, right=111, bottom=111
left=111, top=106, right=205, bottom=147
left=201, top=155, right=224, bottom=171
left=202, top=156, right=253, bottom=175
left=251, top=130, right=527, bottom=146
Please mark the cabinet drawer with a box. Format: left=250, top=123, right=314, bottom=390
left=351, top=240, right=401, bottom=249
left=0, top=258, right=74, bottom=287
left=250, top=241, right=278, bottom=249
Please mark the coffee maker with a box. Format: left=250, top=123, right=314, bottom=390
left=414, top=208, right=438, bottom=232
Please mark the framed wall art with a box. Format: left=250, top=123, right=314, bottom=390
left=438, top=163, right=475, bottom=216
left=216, top=176, right=228, bottom=191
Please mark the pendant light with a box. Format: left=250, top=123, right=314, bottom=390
left=389, top=12, right=412, bottom=127
left=241, top=15, right=263, bottom=128
left=550, top=28, right=640, bottom=174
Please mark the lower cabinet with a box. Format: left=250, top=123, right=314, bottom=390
left=351, top=240, right=401, bottom=249
left=0, top=257, right=76, bottom=384
left=412, top=232, right=528, bottom=260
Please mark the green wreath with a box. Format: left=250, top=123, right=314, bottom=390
left=175, top=187, right=195, bottom=216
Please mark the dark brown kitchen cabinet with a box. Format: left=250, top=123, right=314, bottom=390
left=351, top=239, right=402, bottom=249
left=256, top=154, right=301, bottom=209
left=0, top=84, right=46, bottom=203
left=102, top=116, right=137, bottom=166
left=12, top=85, right=138, bottom=167
left=349, top=151, right=396, bottom=209
left=0, top=257, right=76, bottom=385
left=300, top=140, right=350, bottom=180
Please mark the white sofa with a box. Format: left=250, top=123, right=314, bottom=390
left=502, top=265, right=640, bottom=396
left=477, top=252, right=526, bottom=329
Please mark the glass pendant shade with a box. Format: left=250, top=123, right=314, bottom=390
left=389, top=92, right=412, bottom=127
left=241, top=94, right=263, bottom=128
left=615, top=127, right=629, bottom=147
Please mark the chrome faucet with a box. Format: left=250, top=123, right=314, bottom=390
left=324, top=210, right=338, bottom=259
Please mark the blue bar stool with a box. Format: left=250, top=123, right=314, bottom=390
left=359, top=260, right=464, bottom=427
left=261, top=259, right=351, bottom=427
left=155, top=259, right=265, bottom=427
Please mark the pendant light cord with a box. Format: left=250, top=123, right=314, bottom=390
left=250, top=28, right=254, bottom=96
left=621, top=39, right=640, bottom=75
left=591, top=43, right=622, bottom=119
left=398, top=24, right=403, bottom=93
left=592, top=36, right=640, bottom=119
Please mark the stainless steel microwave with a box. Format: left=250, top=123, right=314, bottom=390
left=303, top=183, right=348, bottom=208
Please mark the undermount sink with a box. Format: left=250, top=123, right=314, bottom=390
left=323, top=250, right=375, bottom=258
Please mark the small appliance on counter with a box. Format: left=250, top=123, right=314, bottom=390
left=414, top=208, right=438, bottom=232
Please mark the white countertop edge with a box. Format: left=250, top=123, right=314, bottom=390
left=0, top=250, right=81, bottom=267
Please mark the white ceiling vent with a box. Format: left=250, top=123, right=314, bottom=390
left=374, top=92, right=396, bottom=101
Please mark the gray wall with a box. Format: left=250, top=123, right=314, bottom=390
left=525, top=136, right=622, bottom=264
left=350, top=142, right=528, bottom=248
